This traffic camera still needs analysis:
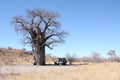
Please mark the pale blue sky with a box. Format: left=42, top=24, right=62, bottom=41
left=0, top=0, right=120, bottom=57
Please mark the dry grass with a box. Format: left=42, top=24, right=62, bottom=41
left=1, top=63, right=120, bottom=80
left=0, top=48, right=32, bottom=65
left=0, top=48, right=120, bottom=80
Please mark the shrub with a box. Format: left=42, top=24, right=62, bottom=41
left=8, top=47, right=13, bottom=50
left=65, top=53, right=76, bottom=64
left=90, top=52, right=103, bottom=63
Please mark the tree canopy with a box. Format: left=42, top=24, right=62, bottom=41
left=12, top=9, right=68, bottom=65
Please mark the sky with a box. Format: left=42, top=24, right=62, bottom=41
left=0, top=0, right=120, bottom=57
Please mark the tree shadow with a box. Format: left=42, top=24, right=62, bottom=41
left=41, top=63, right=89, bottom=66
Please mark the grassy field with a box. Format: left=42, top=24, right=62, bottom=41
left=0, top=63, right=120, bottom=80
left=0, top=48, right=120, bottom=80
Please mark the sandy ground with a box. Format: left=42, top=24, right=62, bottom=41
left=0, top=64, right=79, bottom=80
left=0, top=63, right=120, bottom=80
left=0, top=64, right=76, bottom=74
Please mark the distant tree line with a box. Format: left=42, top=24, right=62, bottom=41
left=1, top=47, right=120, bottom=65
left=65, top=50, right=120, bottom=64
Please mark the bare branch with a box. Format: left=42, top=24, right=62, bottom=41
left=12, top=9, right=68, bottom=50
left=46, top=45, right=53, bottom=50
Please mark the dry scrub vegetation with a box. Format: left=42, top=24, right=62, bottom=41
left=0, top=48, right=120, bottom=80
left=0, top=48, right=56, bottom=65
left=0, top=48, right=32, bottom=65
left=0, top=63, right=120, bottom=80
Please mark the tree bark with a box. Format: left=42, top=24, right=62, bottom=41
left=39, top=46, right=45, bottom=65
left=33, top=46, right=45, bottom=65
left=12, top=9, right=67, bottom=65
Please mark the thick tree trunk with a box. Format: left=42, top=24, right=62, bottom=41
left=33, top=46, right=45, bottom=65
left=39, top=46, right=45, bottom=65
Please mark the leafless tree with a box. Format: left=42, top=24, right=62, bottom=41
left=65, top=53, right=76, bottom=65
left=11, top=9, right=68, bottom=65
left=90, top=52, right=103, bottom=63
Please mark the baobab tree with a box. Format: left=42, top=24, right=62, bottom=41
left=11, top=9, right=68, bottom=65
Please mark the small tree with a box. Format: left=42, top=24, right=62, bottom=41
left=107, top=50, right=116, bottom=58
left=8, top=46, right=13, bottom=50
left=107, top=50, right=120, bottom=62
left=12, top=9, right=68, bottom=65
left=80, top=56, right=91, bottom=63
left=65, top=53, right=76, bottom=65
left=107, top=50, right=116, bottom=62
left=90, top=52, right=102, bottom=63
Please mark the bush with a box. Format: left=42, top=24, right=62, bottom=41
left=80, top=56, right=92, bottom=63
left=90, top=52, right=103, bottom=63
left=46, top=53, right=57, bottom=63
left=65, top=53, right=76, bottom=64
left=80, top=52, right=105, bottom=63
left=8, top=47, right=13, bottom=50
left=114, top=57, right=120, bottom=62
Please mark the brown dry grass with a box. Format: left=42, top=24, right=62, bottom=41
left=1, top=63, right=120, bottom=80
left=0, top=48, right=32, bottom=65
left=0, top=48, right=56, bottom=65
left=0, top=48, right=120, bottom=80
